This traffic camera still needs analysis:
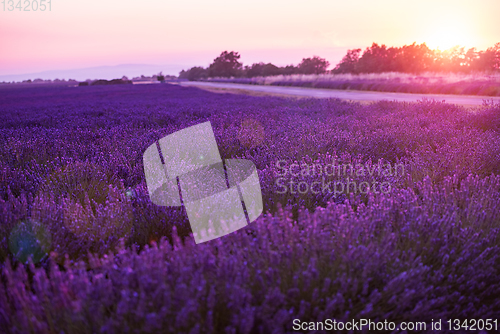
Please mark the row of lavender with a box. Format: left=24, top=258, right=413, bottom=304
left=206, top=77, right=500, bottom=96
left=1, top=84, right=500, bottom=332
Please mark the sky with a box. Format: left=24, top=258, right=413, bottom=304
left=1, top=0, right=499, bottom=80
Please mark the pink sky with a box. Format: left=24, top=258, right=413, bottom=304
left=1, top=0, right=499, bottom=77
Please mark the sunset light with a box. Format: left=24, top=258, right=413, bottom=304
left=0, top=0, right=498, bottom=79
left=425, top=22, right=476, bottom=51
left=2, top=0, right=500, bottom=331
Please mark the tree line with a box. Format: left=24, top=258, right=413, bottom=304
left=333, top=42, right=500, bottom=74
left=179, top=51, right=329, bottom=81
left=179, top=43, right=500, bottom=81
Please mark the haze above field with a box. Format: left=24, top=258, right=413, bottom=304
left=1, top=0, right=499, bottom=80
left=0, top=64, right=183, bottom=82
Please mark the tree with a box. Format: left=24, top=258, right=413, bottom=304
left=280, top=65, right=299, bottom=75
left=474, top=43, right=500, bottom=72
left=356, top=43, right=392, bottom=73
left=208, top=51, right=243, bottom=78
left=261, top=63, right=281, bottom=76
left=156, top=72, right=165, bottom=82
left=179, top=67, right=208, bottom=81
left=397, top=43, right=433, bottom=73
left=178, top=70, right=187, bottom=79
left=332, top=49, right=361, bottom=74
left=245, top=62, right=265, bottom=77
left=245, top=62, right=282, bottom=77
left=298, top=56, right=330, bottom=74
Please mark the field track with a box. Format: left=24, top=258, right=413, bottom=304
left=181, top=81, right=500, bottom=107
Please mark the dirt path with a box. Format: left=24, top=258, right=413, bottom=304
left=180, top=81, right=500, bottom=107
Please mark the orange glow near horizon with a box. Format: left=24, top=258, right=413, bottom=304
left=426, top=27, right=474, bottom=51
left=420, top=12, right=479, bottom=51
left=0, top=0, right=498, bottom=78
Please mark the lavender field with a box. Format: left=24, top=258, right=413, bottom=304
left=1, top=83, right=500, bottom=333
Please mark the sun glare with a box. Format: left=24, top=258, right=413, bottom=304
left=425, top=22, right=475, bottom=51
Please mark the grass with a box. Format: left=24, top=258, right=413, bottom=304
left=205, top=71, right=500, bottom=97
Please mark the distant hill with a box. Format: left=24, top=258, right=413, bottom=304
left=0, top=64, right=185, bottom=82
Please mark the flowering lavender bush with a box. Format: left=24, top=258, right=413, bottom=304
left=1, top=83, right=500, bottom=333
